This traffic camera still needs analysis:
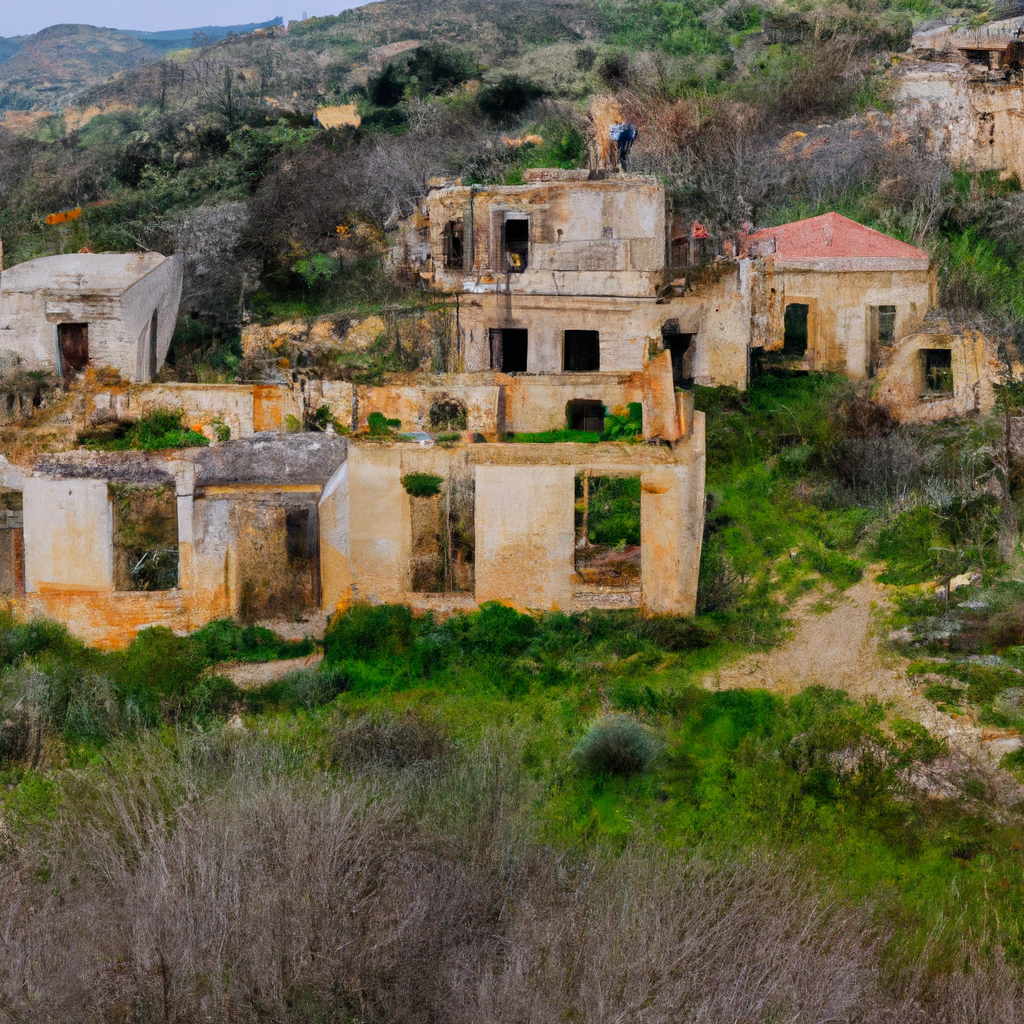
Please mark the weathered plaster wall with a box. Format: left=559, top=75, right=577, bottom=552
left=764, top=265, right=934, bottom=376
left=120, top=256, right=184, bottom=381
left=0, top=253, right=183, bottom=381
left=23, top=477, right=113, bottom=591
left=475, top=463, right=575, bottom=608
left=319, top=462, right=353, bottom=611
left=871, top=328, right=1012, bottom=423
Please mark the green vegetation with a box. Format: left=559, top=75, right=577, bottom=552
left=77, top=409, right=209, bottom=451
left=402, top=472, right=443, bottom=498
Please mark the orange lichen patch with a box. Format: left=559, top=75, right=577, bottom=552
left=252, top=385, right=302, bottom=432
left=25, top=589, right=196, bottom=650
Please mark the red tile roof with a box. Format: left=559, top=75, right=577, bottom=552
left=745, top=212, right=929, bottom=261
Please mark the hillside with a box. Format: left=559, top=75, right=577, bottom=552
left=7, top=1, right=1024, bottom=1019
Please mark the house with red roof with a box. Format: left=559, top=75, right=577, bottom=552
left=740, top=213, right=935, bottom=380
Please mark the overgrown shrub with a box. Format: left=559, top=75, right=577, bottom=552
left=402, top=473, right=443, bottom=498
left=573, top=714, right=660, bottom=776
left=331, top=711, right=449, bottom=769
left=325, top=602, right=416, bottom=663
left=77, top=409, right=209, bottom=452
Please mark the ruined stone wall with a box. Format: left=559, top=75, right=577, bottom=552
left=426, top=177, right=666, bottom=298
left=335, top=432, right=706, bottom=616
left=871, top=328, right=1014, bottom=423
left=892, top=60, right=1024, bottom=182
left=119, top=255, right=184, bottom=381
left=503, top=373, right=645, bottom=433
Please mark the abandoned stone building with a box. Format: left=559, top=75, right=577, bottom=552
left=0, top=343, right=704, bottom=646
left=894, top=16, right=1024, bottom=183
left=395, top=172, right=934, bottom=393
left=0, top=251, right=183, bottom=382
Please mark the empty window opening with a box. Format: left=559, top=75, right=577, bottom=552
left=574, top=473, right=641, bottom=606
left=0, top=489, right=25, bottom=598
left=564, top=330, right=600, bottom=372
left=923, top=348, right=953, bottom=394
left=783, top=304, right=809, bottom=358
left=877, top=305, right=896, bottom=346
left=233, top=499, right=321, bottom=623
left=429, top=398, right=468, bottom=432
left=504, top=217, right=529, bottom=272
left=58, top=323, right=89, bottom=374
left=567, top=399, right=605, bottom=434
left=661, top=321, right=694, bottom=387
left=503, top=328, right=528, bottom=372
left=110, top=483, right=179, bottom=592
left=868, top=304, right=896, bottom=379
left=407, top=471, right=475, bottom=594
left=148, top=310, right=159, bottom=381
left=489, top=328, right=528, bottom=373
left=443, top=219, right=464, bottom=269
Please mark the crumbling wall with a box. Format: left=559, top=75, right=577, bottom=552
left=356, top=380, right=504, bottom=436
left=871, top=327, right=1013, bottom=422
left=338, top=432, right=706, bottom=616
left=892, top=59, right=1024, bottom=181
left=425, top=178, right=666, bottom=298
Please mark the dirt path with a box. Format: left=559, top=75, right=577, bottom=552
left=704, top=574, right=905, bottom=702
left=702, top=574, right=1018, bottom=771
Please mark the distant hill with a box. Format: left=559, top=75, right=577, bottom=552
left=0, top=19, right=284, bottom=111
left=130, top=18, right=284, bottom=49
left=0, top=25, right=163, bottom=108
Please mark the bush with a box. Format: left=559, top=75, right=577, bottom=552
left=402, top=473, right=443, bottom=498
left=78, top=409, right=209, bottom=452
left=325, top=603, right=416, bottom=663
left=331, top=711, right=449, bottom=769
left=573, top=714, right=660, bottom=776
left=478, top=75, right=545, bottom=126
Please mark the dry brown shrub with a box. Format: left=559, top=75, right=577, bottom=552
left=0, top=730, right=1021, bottom=1023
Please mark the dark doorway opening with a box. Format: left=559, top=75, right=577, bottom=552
left=923, top=348, right=953, bottom=394
left=661, top=321, right=694, bottom=387
left=148, top=310, right=159, bottom=381
left=443, top=219, right=464, bottom=269
left=504, top=218, right=529, bottom=272
left=567, top=399, right=605, bottom=433
left=495, top=328, right=528, bottom=372
left=783, top=304, right=809, bottom=358
left=564, top=330, right=600, bottom=372
left=59, top=323, right=89, bottom=374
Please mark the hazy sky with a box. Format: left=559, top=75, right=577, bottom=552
left=1, top=1, right=370, bottom=37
